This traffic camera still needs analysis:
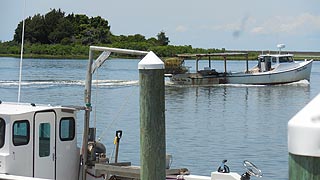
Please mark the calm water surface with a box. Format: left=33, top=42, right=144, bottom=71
left=1, top=57, right=320, bottom=180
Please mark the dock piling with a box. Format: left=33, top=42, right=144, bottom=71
left=288, top=93, right=320, bottom=180
left=138, top=51, right=165, bottom=180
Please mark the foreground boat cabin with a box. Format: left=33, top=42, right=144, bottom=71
left=0, top=102, right=79, bottom=179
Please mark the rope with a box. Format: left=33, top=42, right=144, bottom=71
left=97, top=81, right=137, bottom=142
left=109, top=142, right=116, bottom=163
left=86, top=170, right=105, bottom=179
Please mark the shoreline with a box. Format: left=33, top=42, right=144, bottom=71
left=1, top=52, right=319, bottom=61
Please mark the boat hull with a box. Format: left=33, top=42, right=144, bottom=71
left=170, top=60, right=313, bottom=85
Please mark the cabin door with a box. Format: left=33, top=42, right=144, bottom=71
left=34, top=111, right=56, bottom=179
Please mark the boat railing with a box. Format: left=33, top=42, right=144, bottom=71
left=177, top=52, right=249, bottom=73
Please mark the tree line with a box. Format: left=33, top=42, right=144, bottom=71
left=1, top=9, right=249, bottom=58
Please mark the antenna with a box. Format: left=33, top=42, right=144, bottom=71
left=277, top=44, right=285, bottom=54
left=18, top=0, right=26, bottom=103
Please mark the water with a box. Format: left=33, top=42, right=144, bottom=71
left=1, top=57, right=320, bottom=180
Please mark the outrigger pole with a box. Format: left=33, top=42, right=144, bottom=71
left=82, top=46, right=148, bottom=180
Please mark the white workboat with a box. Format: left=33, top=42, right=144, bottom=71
left=227, top=53, right=313, bottom=85
left=169, top=46, right=313, bottom=85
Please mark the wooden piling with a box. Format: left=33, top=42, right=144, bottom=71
left=245, top=54, right=249, bottom=73
left=288, top=93, right=320, bottom=180
left=223, top=56, right=227, bottom=73
left=289, top=153, right=320, bottom=180
left=138, top=52, right=165, bottom=180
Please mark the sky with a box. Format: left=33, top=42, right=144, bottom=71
left=1, top=0, right=320, bottom=51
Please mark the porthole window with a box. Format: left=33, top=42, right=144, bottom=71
left=13, top=120, right=30, bottom=146
left=0, top=118, right=5, bottom=148
left=60, top=118, right=75, bottom=141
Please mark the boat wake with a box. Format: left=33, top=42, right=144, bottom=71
left=0, top=80, right=139, bottom=88
left=220, top=80, right=310, bottom=87
left=165, top=79, right=310, bottom=88
left=278, top=80, right=310, bottom=87
left=1, top=79, right=309, bottom=89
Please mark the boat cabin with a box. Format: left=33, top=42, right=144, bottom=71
left=258, top=54, right=295, bottom=72
left=0, top=102, right=79, bottom=179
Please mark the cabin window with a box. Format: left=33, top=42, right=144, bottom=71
left=39, top=123, right=50, bottom=157
left=13, top=120, right=30, bottom=146
left=0, top=118, right=5, bottom=148
left=60, top=118, right=75, bottom=141
left=279, top=56, right=293, bottom=63
left=272, top=57, right=277, bottom=63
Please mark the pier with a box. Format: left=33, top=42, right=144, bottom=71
left=94, top=163, right=187, bottom=179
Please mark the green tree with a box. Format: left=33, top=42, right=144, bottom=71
left=13, top=18, right=28, bottom=43
left=26, top=14, right=47, bottom=43
left=48, top=18, right=74, bottom=44
left=127, top=34, right=146, bottom=42
left=157, top=31, right=170, bottom=46
left=44, top=9, right=65, bottom=43
left=146, top=37, right=158, bottom=46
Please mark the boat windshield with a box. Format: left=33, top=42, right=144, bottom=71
left=0, top=118, right=5, bottom=148
left=279, top=56, right=294, bottom=63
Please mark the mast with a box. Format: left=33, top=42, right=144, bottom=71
left=18, top=0, right=26, bottom=103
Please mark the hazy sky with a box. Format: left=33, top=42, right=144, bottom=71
left=1, top=0, right=319, bottom=51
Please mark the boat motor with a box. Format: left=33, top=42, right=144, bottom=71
left=240, top=160, right=262, bottom=180
left=217, top=159, right=230, bottom=173
left=87, top=141, right=108, bottom=165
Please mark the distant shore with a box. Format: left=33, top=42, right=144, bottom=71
left=1, top=51, right=319, bottom=61
left=0, top=53, right=87, bottom=59
left=227, top=50, right=320, bottom=61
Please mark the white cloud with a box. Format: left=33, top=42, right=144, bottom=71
left=251, top=27, right=264, bottom=34
left=250, top=13, right=320, bottom=35
left=175, top=25, right=188, bottom=32
left=200, top=13, right=320, bottom=37
left=210, top=23, right=239, bottom=31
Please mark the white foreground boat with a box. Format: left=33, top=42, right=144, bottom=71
left=169, top=50, right=313, bottom=85
left=0, top=102, right=80, bottom=180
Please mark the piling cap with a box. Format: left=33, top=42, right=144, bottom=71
left=138, top=51, right=164, bottom=70
left=288, top=93, right=320, bottom=157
